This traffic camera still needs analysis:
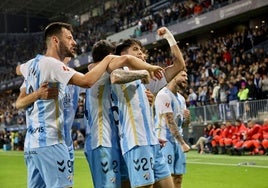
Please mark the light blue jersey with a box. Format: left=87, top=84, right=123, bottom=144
left=63, top=85, right=80, bottom=147
left=84, top=72, right=124, bottom=188
left=20, top=54, right=76, bottom=149
left=154, top=87, right=187, bottom=175
left=84, top=72, right=120, bottom=150
left=63, top=84, right=80, bottom=174
left=155, top=87, right=184, bottom=143
left=111, top=79, right=159, bottom=155
left=177, top=92, right=187, bottom=135
left=155, top=87, right=186, bottom=175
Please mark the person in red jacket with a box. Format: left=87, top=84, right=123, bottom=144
left=239, top=119, right=263, bottom=155
left=261, top=119, right=268, bottom=155
left=214, top=121, right=237, bottom=154
left=230, top=119, right=247, bottom=155
left=210, top=123, right=226, bottom=154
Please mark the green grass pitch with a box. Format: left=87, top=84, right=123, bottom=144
left=0, top=150, right=267, bottom=188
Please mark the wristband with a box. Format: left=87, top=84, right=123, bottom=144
left=163, top=30, right=177, bottom=46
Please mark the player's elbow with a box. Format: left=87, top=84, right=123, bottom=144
left=79, top=81, right=94, bottom=88
left=16, top=65, right=22, bottom=76
left=119, top=55, right=131, bottom=67
left=15, top=101, right=23, bottom=109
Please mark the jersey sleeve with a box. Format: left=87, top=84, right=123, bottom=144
left=20, top=61, right=31, bottom=77
left=145, top=75, right=167, bottom=95
left=42, top=58, right=76, bottom=85
left=155, top=90, right=173, bottom=114
left=19, top=80, right=26, bottom=90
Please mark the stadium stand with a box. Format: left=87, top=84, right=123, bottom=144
left=0, top=0, right=267, bottom=154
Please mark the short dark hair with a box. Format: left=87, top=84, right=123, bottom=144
left=44, top=22, right=73, bottom=41
left=115, top=38, right=142, bottom=55
left=92, top=40, right=115, bottom=62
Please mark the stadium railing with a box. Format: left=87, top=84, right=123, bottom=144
left=189, top=99, right=268, bottom=124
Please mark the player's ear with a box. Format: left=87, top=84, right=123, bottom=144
left=52, top=36, right=59, bottom=44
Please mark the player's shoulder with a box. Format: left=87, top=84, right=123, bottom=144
left=40, top=56, right=63, bottom=65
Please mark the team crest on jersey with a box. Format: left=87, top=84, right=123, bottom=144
left=110, top=177, right=116, bottom=183
left=63, top=66, right=70, bottom=71
left=67, top=175, right=73, bottom=182
left=165, top=102, right=170, bottom=108
left=143, top=172, right=150, bottom=180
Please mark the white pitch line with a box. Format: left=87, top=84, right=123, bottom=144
left=187, top=161, right=268, bottom=168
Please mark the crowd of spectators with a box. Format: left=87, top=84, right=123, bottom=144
left=0, top=0, right=232, bottom=83
left=0, top=0, right=267, bottom=150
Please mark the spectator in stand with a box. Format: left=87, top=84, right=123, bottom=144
left=196, top=86, right=203, bottom=106
left=217, top=77, right=229, bottom=119
left=227, top=81, right=239, bottom=119
left=247, top=79, right=258, bottom=101
left=238, top=81, right=249, bottom=101
left=253, top=72, right=262, bottom=99
left=187, top=87, right=197, bottom=106
left=193, top=2, right=203, bottom=15
left=222, top=47, right=232, bottom=64
left=258, top=60, right=268, bottom=76
left=261, top=74, right=268, bottom=99
left=211, top=81, right=220, bottom=104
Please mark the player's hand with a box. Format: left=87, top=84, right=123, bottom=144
left=158, top=138, right=167, bottom=148
left=37, top=82, right=59, bottom=100
left=157, top=27, right=177, bottom=46
left=181, top=143, right=190, bottom=153
left=183, top=109, right=190, bottom=119
left=145, top=89, right=154, bottom=106
left=157, top=27, right=168, bottom=37
left=148, top=65, right=164, bottom=80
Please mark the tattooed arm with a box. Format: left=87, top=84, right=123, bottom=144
left=164, top=112, right=190, bottom=152
left=110, top=69, right=150, bottom=84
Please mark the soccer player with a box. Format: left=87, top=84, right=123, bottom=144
left=154, top=70, right=190, bottom=188
left=16, top=22, right=163, bottom=188
left=84, top=40, right=164, bottom=188
left=16, top=57, right=81, bottom=176
left=115, top=27, right=186, bottom=95
left=110, top=65, right=174, bottom=187
left=111, top=27, right=186, bottom=188
left=15, top=22, right=112, bottom=188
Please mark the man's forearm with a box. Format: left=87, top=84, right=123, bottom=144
left=16, top=90, right=39, bottom=109
left=165, top=112, right=185, bottom=145
left=110, top=69, right=149, bottom=84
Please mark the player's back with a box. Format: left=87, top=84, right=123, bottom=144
left=85, top=72, right=120, bottom=150
left=111, top=79, right=159, bottom=154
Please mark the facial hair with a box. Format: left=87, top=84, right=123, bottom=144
left=59, top=41, right=75, bottom=58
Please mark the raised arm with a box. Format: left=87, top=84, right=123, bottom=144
left=157, top=27, right=186, bottom=82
